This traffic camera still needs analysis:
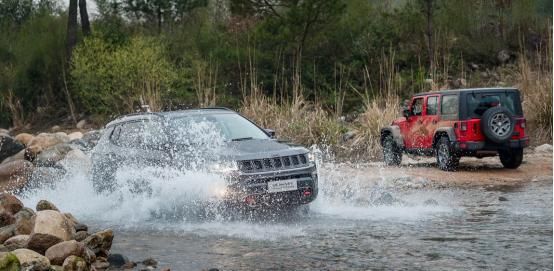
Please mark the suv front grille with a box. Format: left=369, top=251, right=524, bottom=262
left=238, top=154, right=310, bottom=173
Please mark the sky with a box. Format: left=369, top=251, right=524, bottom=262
left=61, top=0, right=99, bottom=16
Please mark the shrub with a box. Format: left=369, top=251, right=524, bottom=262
left=71, top=36, right=176, bottom=115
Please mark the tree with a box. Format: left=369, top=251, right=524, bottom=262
left=79, top=0, right=91, bottom=36
left=418, top=0, right=436, bottom=77
left=66, top=0, right=78, bottom=62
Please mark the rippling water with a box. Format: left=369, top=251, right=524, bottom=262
left=18, top=160, right=553, bottom=270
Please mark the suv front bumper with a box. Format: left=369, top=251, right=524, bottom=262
left=454, top=137, right=529, bottom=151
left=224, top=164, right=318, bottom=207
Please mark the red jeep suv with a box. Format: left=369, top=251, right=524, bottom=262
left=380, top=88, right=529, bottom=171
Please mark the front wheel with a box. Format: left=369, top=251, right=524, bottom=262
left=499, top=148, right=523, bottom=169
left=436, top=137, right=460, bottom=171
left=382, top=135, right=402, bottom=166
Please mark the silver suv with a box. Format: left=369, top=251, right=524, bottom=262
left=90, top=108, right=318, bottom=208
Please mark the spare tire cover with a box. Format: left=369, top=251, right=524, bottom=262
left=480, top=106, right=515, bottom=144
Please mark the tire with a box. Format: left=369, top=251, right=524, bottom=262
left=436, top=136, right=460, bottom=171
left=382, top=135, right=402, bottom=166
left=499, top=148, right=523, bottom=169
left=481, top=107, right=515, bottom=144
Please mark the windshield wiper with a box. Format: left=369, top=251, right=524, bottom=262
left=231, top=137, right=254, bottom=141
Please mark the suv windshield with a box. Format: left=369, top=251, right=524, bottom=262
left=169, top=113, right=270, bottom=143
left=466, top=92, right=521, bottom=118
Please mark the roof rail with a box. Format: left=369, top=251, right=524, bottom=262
left=199, top=107, right=233, bottom=111
left=113, top=111, right=164, bottom=120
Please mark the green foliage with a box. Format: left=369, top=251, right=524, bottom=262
left=71, top=36, right=176, bottom=115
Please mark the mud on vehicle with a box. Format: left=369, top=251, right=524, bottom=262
left=381, top=88, right=529, bottom=171
left=90, top=108, right=318, bottom=209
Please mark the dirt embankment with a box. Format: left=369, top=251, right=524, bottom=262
left=380, top=147, right=553, bottom=187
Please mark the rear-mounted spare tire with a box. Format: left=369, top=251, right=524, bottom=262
left=481, top=106, right=515, bottom=144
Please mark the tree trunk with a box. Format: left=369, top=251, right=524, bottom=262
left=424, top=0, right=435, bottom=78
left=66, top=0, right=78, bottom=63
left=79, top=0, right=91, bottom=36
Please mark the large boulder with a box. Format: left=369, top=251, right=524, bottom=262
left=0, top=149, right=25, bottom=165
left=0, top=212, right=15, bottom=227
left=27, top=210, right=74, bottom=254
left=14, top=208, right=35, bottom=235
left=62, top=255, right=88, bottom=271
left=82, top=229, right=113, bottom=256
left=36, top=200, right=59, bottom=212
left=0, top=252, right=20, bottom=270
left=0, top=160, right=34, bottom=191
left=4, top=235, right=29, bottom=250
left=14, top=133, right=35, bottom=147
left=59, top=149, right=91, bottom=171
left=0, top=193, right=23, bottom=215
left=67, top=132, right=83, bottom=142
left=26, top=133, right=70, bottom=158
left=34, top=144, right=76, bottom=167
left=0, top=135, right=25, bottom=163
left=12, top=248, right=51, bottom=270
left=0, top=225, right=16, bottom=243
left=45, top=240, right=85, bottom=266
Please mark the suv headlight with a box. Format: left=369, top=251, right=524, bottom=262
left=307, top=152, right=316, bottom=163
left=209, top=161, right=239, bottom=174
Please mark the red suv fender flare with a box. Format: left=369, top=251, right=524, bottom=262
left=433, top=127, right=457, bottom=147
left=380, top=126, right=404, bottom=148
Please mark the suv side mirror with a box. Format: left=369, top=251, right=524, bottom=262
left=402, top=108, right=412, bottom=118
left=264, top=128, right=276, bottom=138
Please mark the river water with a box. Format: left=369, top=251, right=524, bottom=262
left=18, top=162, right=552, bottom=270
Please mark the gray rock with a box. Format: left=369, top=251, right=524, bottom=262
left=107, top=253, right=128, bottom=268
left=34, top=144, right=77, bottom=167
left=0, top=135, right=24, bottom=163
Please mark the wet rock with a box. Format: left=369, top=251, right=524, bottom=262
left=62, top=255, right=87, bottom=271
left=36, top=200, right=60, bottom=212
left=82, top=229, right=113, bottom=255
left=82, top=248, right=96, bottom=265
left=0, top=225, right=16, bottom=243
left=0, top=160, right=34, bottom=192
left=14, top=208, right=35, bottom=235
left=81, top=130, right=102, bottom=148
left=59, top=149, right=91, bottom=171
left=498, top=196, right=508, bottom=201
left=45, top=240, right=86, bottom=266
left=534, top=144, right=553, bottom=154
left=14, top=133, right=35, bottom=147
left=0, top=212, right=15, bottom=227
left=64, top=213, right=79, bottom=227
left=142, top=258, right=157, bottom=267
left=27, top=210, right=74, bottom=254
left=34, top=143, right=76, bottom=167
left=12, top=248, right=51, bottom=271
left=73, top=231, right=89, bottom=242
left=73, top=223, right=87, bottom=233
left=91, top=258, right=109, bottom=270
left=106, top=253, right=128, bottom=268
left=372, top=192, right=401, bottom=206
left=423, top=199, right=439, bottom=206
left=4, top=235, right=29, bottom=250
left=0, top=135, right=25, bottom=162
left=1, top=150, right=26, bottom=165
left=0, top=193, right=23, bottom=215
left=67, top=132, right=83, bottom=142
left=28, top=167, right=65, bottom=190
left=122, top=261, right=137, bottom=269
left=76, top=120, right=86, bottom=130
left=26, top=133, right=70, bottom=158
left=0, top=252, right=20, bottom=270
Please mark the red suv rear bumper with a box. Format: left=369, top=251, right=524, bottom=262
left=454, top=137, right=529, bottom=151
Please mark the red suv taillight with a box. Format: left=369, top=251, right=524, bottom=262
left=518, top=119, right=526, bottom=129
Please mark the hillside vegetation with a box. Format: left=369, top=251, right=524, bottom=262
left=0, top=0, right=552, bottom=158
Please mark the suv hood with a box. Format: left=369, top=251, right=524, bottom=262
left=219, top=139, right=308, bottom=161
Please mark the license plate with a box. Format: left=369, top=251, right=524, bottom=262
left=267, top=179, right=298, bottom=193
